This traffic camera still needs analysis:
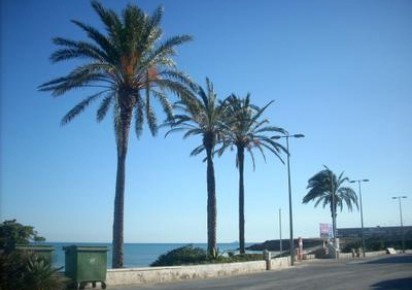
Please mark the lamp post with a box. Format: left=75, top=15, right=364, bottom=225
left=272, top=133, right=304, bottom=266
left=349, top=179, right=369, bottom=257
left=279, top=208, right=282, bottom=255
left=392, top=196, right=407, bottom=253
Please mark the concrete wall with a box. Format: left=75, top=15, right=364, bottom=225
left=107, top=258, right=291, bottom=286
left=334, top=250, right=387, bottom=260
left=106, top=251, right=389, bottom=287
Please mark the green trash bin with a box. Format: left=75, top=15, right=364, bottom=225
left=15, top=245, right=54, bottom=265
left=63, top=245, right=108, bottom=289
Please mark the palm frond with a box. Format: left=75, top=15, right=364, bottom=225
left=91, top=0, right=122, bottom=42
left=303, top=167, right=358, bottom=216
left=190, top=144, right=205, bottom=157
left=61, top=92, right=104, bottom=125
left=219, top=93, right=286, bottom=170
left=38, top=63, right=114, bottom=96
left=97, top=94, right=114, bottom=122
left=51, top=37, right=107, bottom=63
left=152, top=90, right=174, bottom=122
left=134, top=94, right=144, bottom=138
left=146, top=35, right=193, bottom=67
left=145, top=85, right=158, bottom=136
left=70, top=20, right=118, bottom=61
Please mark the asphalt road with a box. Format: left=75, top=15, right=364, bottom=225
left=112, top=254, right=412, bottom=290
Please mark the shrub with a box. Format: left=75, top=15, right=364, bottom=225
left=151, top=245, right=264, bottom=267
left=0, top=219, right=67, bottom=290
left=151, top=245, right=207, bottom=266
left=0, top=251, right=67, bottom=290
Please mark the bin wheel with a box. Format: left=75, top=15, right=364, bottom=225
left=70, top=282, right=80, bottom=290
left=101, top=282, right=107, bottom=289
left=92, top=281, right=96, bottom=288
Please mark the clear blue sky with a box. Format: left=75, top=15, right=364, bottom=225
left=1, top=0, right=411, bottom=243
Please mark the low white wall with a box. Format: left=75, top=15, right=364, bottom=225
left=365, top=250, right=386, bottom=257
left=336, top=250, right=387, bottom=260
left=107, top=258, right=291, bottom=286
left=104, top=251, right=389, bottom=286
left=270, top=257, right=290, bottom=268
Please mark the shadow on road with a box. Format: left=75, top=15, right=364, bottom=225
left=365, top=254, right=412, bottom=264
left=370, top=277, right=412, bottom=290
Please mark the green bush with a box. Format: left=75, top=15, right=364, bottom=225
left=218, top=253, right=263, bottom=263
left=151, top=245, right=207, bottom=266
left=0, top=251, right=67, bottom=290
left=0, top=220, right=67, bottom=290
left=151, top=245, right=263, bottom=267
left=0, top=219, right=46, bottom=254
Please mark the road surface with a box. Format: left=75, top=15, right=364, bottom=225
left=112, top=254, right=412, bottom=290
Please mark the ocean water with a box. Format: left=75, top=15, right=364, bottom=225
left=46, top=242, right=249, bottom=269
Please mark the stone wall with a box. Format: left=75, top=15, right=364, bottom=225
left=107, top=258, right=291, bottom=286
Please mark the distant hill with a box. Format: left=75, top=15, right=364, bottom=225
left=247, top=238, right=324, bottom=251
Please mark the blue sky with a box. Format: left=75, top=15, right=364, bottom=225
left=1, top=0, right=411, bottom=243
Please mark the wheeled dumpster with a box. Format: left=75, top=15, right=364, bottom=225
left=63, top=245, right=108, bottom=289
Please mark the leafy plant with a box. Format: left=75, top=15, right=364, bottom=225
left=0, top=251, right=67, bottom=290
left=151, top=245, right=207, bottom=266
left=20, top=253, right=67, bottom=290
left=0, top=219, right=45, bottom=253
left=0, top=251, right=25, bottom=290
left=150, top=245, right=264, bottom=267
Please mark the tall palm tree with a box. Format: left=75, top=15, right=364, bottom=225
left=38, top=1, right=193, bottom=268
left=302, top=166, right=359, bottom=242
left=165, top=78, right=226, bottom=257
left=219, top=94, right=287, bottom=254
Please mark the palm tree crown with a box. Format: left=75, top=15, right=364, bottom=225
left=39, top=1, right=193, bottom=134
left=302, top=166, right=359, bottom=239
left=219, top=94, right=287, bottom=254
left=38, top=0, right=193, bottom=268
left=165, top=78, right=226, bottom=257
left=219, top=94, right=287, bottom=167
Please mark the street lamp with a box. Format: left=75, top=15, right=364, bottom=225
left=272, top=133, right=304, bottom=266
left=392, top=196, right=407, bottom=253
left=350, top=179, right=369, bottom=257
left=279, top=208, right=282, bottom=256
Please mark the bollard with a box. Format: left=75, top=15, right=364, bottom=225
left=263, top=250, right=271, bottom=270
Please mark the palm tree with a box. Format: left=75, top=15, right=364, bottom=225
left=219, top=94, right=287, bottom=254
left=302, top=166, right=359, bottom=243
left=38, top=1, right=193, bottom=268
left=165, top=78, right=226, bottom=258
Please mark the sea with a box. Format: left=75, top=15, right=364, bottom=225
left=45, top=242, right=254, bottom=269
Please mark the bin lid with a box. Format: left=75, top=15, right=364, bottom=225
left=63, top=245, right=109, bottom=252
left=16, top=245, right=54, bottom=251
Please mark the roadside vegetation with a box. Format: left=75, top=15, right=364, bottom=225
left=150, top=245, right=263, bottom=267
left=0, top=220, right=68, bottom=290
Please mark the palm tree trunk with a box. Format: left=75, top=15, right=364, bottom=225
left=206, top=145, right=217, bottom=258
left=112, top=106, right=133, bottom=268
left=330, top=202, right=337, bottom=247
left=237, top=146, right=245, bottom=254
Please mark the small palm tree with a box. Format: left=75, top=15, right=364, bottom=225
left=219, top=94, right=287, bottom=254
left=165, top=78, right=226, bottom=257
left=38, top=1, right=193, bottom=268
left=302, top=166, right=359, bottom=241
